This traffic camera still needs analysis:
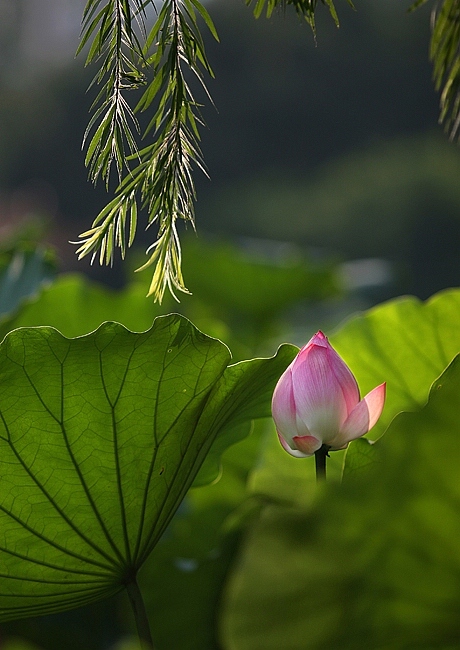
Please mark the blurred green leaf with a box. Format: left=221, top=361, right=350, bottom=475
left=0, top=314, right=292, bottom=622
left=2, top=235, right=338, bottom=355
left=246, top=0, right=355, bottom=32
left=0, top=274, right=165, bottom=342
left=180, top=237, right=339, bottom=321
left=220, top=355, right=460, bottom=648
left=2, top=639, right=44, bottom=650
left=331, top=287, right=460, bottom=441
left=408, top=0, right=429, bottom=10
left=0, top=246, right=56, bottom=319
left=111, top=637, right=142, bottom=650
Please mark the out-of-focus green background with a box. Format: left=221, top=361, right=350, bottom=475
left=1, top=2, right=460, bottom=649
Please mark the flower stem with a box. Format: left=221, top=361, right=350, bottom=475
left=125, top=577, right=155, bottom=650
left=314, top=445, right=330, bottom=482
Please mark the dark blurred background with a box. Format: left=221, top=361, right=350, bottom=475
left=0, top=0, right=459, bottom=299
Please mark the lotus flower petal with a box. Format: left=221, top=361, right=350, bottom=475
left=277, top=433, right=315, bottom=458
left=291, top=333, right=359, bottom=438
left=272, top=330, right=386, bottom=459
left=292, top=435, right=322, bottom=456
left=335, top=383, right=387, bottom=447
left=271, top=366, right=298, bottom=439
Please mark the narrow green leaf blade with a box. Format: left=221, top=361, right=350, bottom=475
left=188, top=0, right=220, bottom=41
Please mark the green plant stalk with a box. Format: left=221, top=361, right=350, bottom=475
left=314, top=444, right=330, bottom=482
left=126, top=577, right=155, bottom=650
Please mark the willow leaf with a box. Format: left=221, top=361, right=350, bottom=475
left=188, top=0, right=220, bottom=41
left=411, top=0, right=460, bottom=141
left=246, top=0, right=354, bottom=28
left=77, top=0, right=219, bottom=302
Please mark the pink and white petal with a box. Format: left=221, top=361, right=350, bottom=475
left=292, top=434, right=322, bottom=456
left=295, top=411, right=313, bottom=438
left=299, top=333, right=360, bottom=415
left=272, top=367, right=298, bottom=440
left=337, top=382, right=386, bottom=445
left=291, top=344, right=345, bottom=436
left=325, top=345, right=360, bottom=415
left=277, top=432, right=312, bottom=458
left=362, top=382, right=386, bottom=430
left=303, top=331, right=328, bottom=350
left=328, top=440, right=349, bottom=451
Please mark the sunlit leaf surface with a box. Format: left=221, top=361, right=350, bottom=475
left=331, top=288, right=460, bottom=440
left=0, top=314, right=294, bottom=621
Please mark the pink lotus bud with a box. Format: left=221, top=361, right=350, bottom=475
left=272, top=331, right=386, bottom=457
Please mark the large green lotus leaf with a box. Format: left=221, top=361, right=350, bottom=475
left=330, top=288, right=460, bottom=441
left=220, top=355, right=460, bottom=649
left=0, top=270, right=286, bottom=365
left=341, top=436, right=377, bottom=479
left=0, top=314, right=293, bottom=622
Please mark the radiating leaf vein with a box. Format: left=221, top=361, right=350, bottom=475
left=17, top=364, right=125, bottom=568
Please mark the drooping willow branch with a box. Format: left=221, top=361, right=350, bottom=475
left=76, top=0, right=459, bottom=302
left=245, top=0, right=355, bottom=34
left=430, top=0, right=460, bottom=142
left=76, top=0, right=359, bottom=302
left=77, top=0, right=147, bottom=185
left=75, top=0, right=218, bottom=302
left=410, top=0, right=460, bottom=142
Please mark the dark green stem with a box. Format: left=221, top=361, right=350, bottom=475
left=314, top=444, right=330, bottom=482
left=126, top=577, right=155, bottom=650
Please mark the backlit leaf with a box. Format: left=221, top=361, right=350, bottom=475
left=0, top=314, right=293, bottom=621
